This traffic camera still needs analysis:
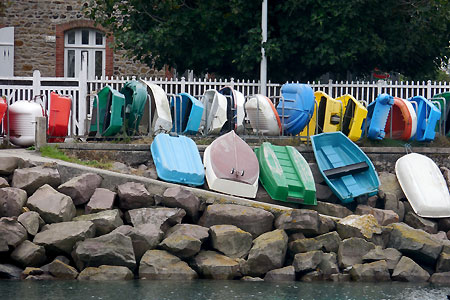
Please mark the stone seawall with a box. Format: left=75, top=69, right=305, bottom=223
left=1, top=152, right=450, bottom=284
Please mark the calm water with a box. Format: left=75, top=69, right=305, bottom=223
left=1, top=280, right=450, bottom=300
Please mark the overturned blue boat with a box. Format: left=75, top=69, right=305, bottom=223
left=311, top=131, right=380, bottom=203
left=171, top=92, right=204, bottom=135
left=409, top=96, right=441, bottom=142
left=365, top=93, right=394, bottom=140
left=151, top=133, right=205, bottom=186
left=276, top=83, right=315, bottom=135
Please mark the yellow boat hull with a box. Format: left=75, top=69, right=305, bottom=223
left=337, top=94, right=367, bottom=141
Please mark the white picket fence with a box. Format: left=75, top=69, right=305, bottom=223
left=0, top=69, right=449, bottom=137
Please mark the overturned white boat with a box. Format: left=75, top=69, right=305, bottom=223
left=395, top=153, right=450, bottom=218
left=141, top=80, right=172, bottom=133
left=245, top=94, right=281, bottom=136
left=199, top=89, right=227, bottom=135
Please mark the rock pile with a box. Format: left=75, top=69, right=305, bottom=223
left=1, top=158, right=450, bottom=284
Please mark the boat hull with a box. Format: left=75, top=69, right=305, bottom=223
left=48, top=92, right=71, bottom=143
left=396, top=153, right=450, bottom=218
left=200, top=89, right=227, bottom=135
left=365, top=93, right=394, bottom=140
left=432, top=92, right=450, bottom=136
left=141, top=80, right=172, bottom=134
left=409, top=96, right=441, bottom=142
left=384, top=97, right=417, bottom=141
left=151, top=133, right=204, bottom=186
left=255, top=142, right=316, bottom=205
left=277, top=83, right=315, bottom=135
left=203, top=131, right=259, bottom=198
left=337, top=94, right=367, bottom=142
left=121, top=80, right=148, bottom=135
left=311, top=131, right=380, bottom=203
left=245, top=94, right=281, bottom=136
left=171, top=92, right=204, bottom=135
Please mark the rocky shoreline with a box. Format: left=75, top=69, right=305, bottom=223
left=2, top=155, right=450, bottom=284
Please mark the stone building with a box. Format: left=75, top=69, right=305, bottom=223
left=0, top=0, right=165, bottom=78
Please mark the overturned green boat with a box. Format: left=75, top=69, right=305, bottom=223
left=254, top=142, right=316, bottom=205
left=121, top=80, right=148, bottom=135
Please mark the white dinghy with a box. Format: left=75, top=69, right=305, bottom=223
left=234, top=90, right=246, bottom=134
left=395, top=152, right=450, bottom=218
left=245, top=94, right=281, bottom=136
left=200, top=89, right=227, bottom=135
left=141, top=80, right=172, bottom=133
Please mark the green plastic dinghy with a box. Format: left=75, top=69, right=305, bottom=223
left=89, top=85, right=125, bottom=137
left=254, top=142, right=316, bottom=205
left=121, top=80, right=148, bottom=135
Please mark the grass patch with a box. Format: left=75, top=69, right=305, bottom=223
left=357, top=135, right=450, bottom=148
left=39, top=145, right=113, bottom=169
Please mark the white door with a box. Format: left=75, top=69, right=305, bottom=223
left=0, top=27, right=14, bottom=77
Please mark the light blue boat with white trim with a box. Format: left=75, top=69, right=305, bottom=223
left=151, top=133, right=204, bottom=186
left=408, top=96, right=441, bottom=142
left=171, top=93, right=204, bottom=135
left=364, top=93, right=394, bottom=140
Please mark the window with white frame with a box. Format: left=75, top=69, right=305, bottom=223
left=64, top=28, right=106, bottom=79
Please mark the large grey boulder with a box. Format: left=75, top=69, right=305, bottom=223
left=210, top=225, right=253, bottom=259
left=78, top=265, right=134, bottom=281
left=27, top=184, right=76, bottom=224
left=293, top=250, right=324, bottom=273
left=378, top=172, right=405, bottom=200
left=139, top=249, right=197, bottom=280
left=264, top=266, right=295, bottom=281
left=336, top=214, right=386, bottom=246
left=159, top=233, right=202, bottom=259
left=244, top=229, right=288, bottom=276
left=338, top=237, right=376, bottom=268
left=58, top=173, right=103, bottom=206
left=159, top=187, right=201, bottom=221
left=404, top=212, right=438, bottom=234
left=116, top=182, right=154, bottom=209
left=436, top=251, right=450, bottom=272
left=72, top=209, right=123, bottom=236
left=0, top=264, right=23, bottom=279
left=85, top=188, right=116, bottom=214
left=191, top=250, right=240, bottom=280
left=387, top=222, right=443, bottom=265
left=11, top=240, right=46, bottom=267
left=18, top=211, right=44, bottom=236
left=349, top=260, right=391, bottom=282
left=274, top=209, right=320, bottom=236
left=355, top=205, right=399, bottom=226
left=318, top=215, right=336, bottom=234
left=125, top=207, right=185, bottom=232
left=0, top=177, right=9, bottom=188
left=0, top=157, right=25, bottom=175
left=12, top=166, right=60, bottom=195
left=33, top=221, right=95, bottom=255
left=47, top=259, right=79, bottom=279
left=318, top=252, right=339, bottom=276
left=112, top=224, right=164, bottom=261
left=429, top=272, right=450, bottom=284
left=165, top=224, right=209, bottom=242
left=72, top=232, right=136, bottom=271
left=392, top=256, right=430, bottom=282
left=199, top=204, right=274, bottom=238
left=315, top=183, right=339, bottom=203
left=0, top=187, right=27, bottom=217
left=0, top=217, right=27, bottom=248
left=362, top=246, right=402, bottom=271
left=311, top=201, right=352, bottom=218
left=289, top=231, right=341, bottom=254
left=384, top=193, right=405, bottom=222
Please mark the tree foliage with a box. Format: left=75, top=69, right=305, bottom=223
left=86, top=0, right=450, bottom=81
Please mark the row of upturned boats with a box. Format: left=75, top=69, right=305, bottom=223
left=87, top=80, right=450, bottom=144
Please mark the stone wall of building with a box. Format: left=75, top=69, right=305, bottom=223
left=0, top=0, right=164, bottom=77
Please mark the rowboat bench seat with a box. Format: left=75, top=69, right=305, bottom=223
left=323, top=161, right=369, bottom=179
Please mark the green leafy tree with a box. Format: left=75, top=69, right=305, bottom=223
left=86, top=0, right=450, bottom=81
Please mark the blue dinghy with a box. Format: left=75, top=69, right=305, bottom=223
left=171, top=93, right=204, bottom=135
left=365, top=93, right=394, bottom=140
left=408, top=96, right=441, bottom=142
left=276, top=83, right=315, bottom=135
left=151, top=133, right=204, bottom=186
left=311, top=131, right=380, bottom=203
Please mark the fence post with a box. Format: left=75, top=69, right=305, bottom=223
left=230, top=78, right=235, bottom=90
left=181, top=77, right=186, bottom=94
left=427, top=80, right=432, bottom=98
left=32, top=70, right=41, bottom=98
left=78, top=52, right=88, bottom=135
left=377, top=80, right=385, bottom=96
left=328, top=79, right=332, bottom=96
